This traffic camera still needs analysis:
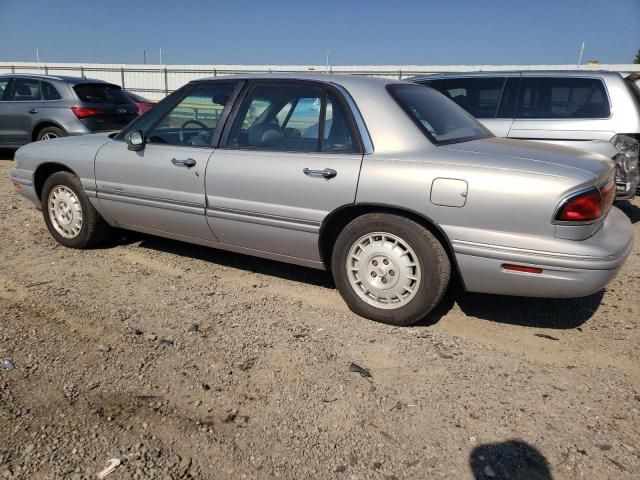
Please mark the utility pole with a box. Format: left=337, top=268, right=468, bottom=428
left=36, top=49, right=40, bottom=63
left=159, top=48, right=163, bottom=65
left=577, top=41, right=585, bottom=68
left=326, top=49, right=330, bottom=73
left=143, top=50, right=147, bottom=64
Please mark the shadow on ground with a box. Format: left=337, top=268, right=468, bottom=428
left=0, top=149, right=16, bottom=161
left=470, top=440, right=553, bottom=480
left=111, top=230, right=603, bottom=330
left=616, top=200, right=640, bottom=224
left=108, top=229, right=335, bottom=289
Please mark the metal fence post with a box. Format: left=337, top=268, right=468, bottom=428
left=398, top=69, right=402, bottom=80
left=121, top=67, right=125, bottom=89
left=164, top=68, right=168, bottom=96
left=213, top=68, right=217, bottom=77
left=80, top=66, right=85, bottom=78
left=11, top=65, right=15, bottom=73
left=44, top=65, right=49, bottom=75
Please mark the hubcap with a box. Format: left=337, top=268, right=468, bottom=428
left=346, top=232, right=421, bottom=309
left=48, top=185, right=83, bottom=238
left=39, top=132, right=58, bottom=140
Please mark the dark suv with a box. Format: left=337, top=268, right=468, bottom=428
left=0, top=74, right=138, bottom=147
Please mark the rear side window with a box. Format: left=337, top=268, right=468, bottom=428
left=0, top=79, right=8, bottom=100
left=42, top=81, right=62, bottom=100
left=11, top=79, right=41, bottom=101
left=433, top=77, right=506, bottom=118
left=74, top=83, right=130, bottom=104
left=516, top=77, right=610, bottom=119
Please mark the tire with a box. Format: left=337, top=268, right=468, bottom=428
left=36, top=126, right=68, bottom=141
left=41, top=171, right=110, bottom=249
left=332, top=213, right=451, bottom=326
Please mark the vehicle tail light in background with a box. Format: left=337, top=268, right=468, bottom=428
left=71, top=106, right=105, bottom=119
left=502, top=264, right=543, bottom=274
left=555, top=177, right=616, bottom=222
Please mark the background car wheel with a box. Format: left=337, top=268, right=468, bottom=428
left=41, top=171, right=109, bottom=249
left=36, top=126, right=68, bottom=141
left=332, top=213, right=451, bottom=326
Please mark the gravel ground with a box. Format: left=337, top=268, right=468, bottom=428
left=1, top=151, right=639, bottom=480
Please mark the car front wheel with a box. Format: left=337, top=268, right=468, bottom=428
left=41, top=171, right=109, bottom=248
left=332, top=213, right=451, bottom=326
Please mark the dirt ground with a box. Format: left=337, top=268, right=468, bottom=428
left=0, top=150, right=639, bottom=480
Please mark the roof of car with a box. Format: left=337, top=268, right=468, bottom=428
left=193, top=72, right=403, bottom=89
left=408, top=70, right=624, bottom=81
left=0, top=72, right=114, bottom=85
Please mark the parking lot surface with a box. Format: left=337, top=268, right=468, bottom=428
left=1, top=151, right=639, bottom=479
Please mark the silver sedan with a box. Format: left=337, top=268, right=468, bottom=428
left=9, top=74, right=634, bottom=326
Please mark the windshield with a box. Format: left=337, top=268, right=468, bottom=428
left=387, top=83, right=492, bottom=145
left=74, top=83, right=131, bottom=104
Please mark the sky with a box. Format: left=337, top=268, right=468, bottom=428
left=0, top=0, right=638, bottom=65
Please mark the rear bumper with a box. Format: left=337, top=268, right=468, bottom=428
left=453, top=207, right=634, bottom=298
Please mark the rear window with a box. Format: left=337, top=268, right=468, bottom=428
left=516, top=77, right=610, bottom=119
left=388, top=84, right=491, bottom=145
left=73, top=83, right=130, bottom=104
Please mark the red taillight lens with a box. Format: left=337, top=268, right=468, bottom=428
left=71, top=106, right=105, bottom=119
left=599, top=178, right=616, bottom=213
left=556, top=189, right=602, bottom=221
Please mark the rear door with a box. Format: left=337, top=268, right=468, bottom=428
left=507, top=76, right=614, bottom=150
left=206, top=81, right=364, bottom=263
left=72, top=83, right=138, bottom=131
left=0, top=77, right=43, bottom=145
left=431, top=76, right=514, bottom=136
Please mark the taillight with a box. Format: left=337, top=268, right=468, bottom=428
left=555, top=177, right=616, bottom=222
left=71, top=106, right=105, bottom=119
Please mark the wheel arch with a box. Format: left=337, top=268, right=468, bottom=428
left=34, top=163, right=78, bottom=201
left=319, top=203, right=464, bottom=288
left=31, top=121, right=65, bottom=142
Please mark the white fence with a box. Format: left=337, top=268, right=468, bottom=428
left=1, top=62, right=639, bottom=100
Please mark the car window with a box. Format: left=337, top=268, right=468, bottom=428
left=146, top=82, right=237, bottom=147
left=42, top=81, right=62, bottom=101
left=10, top=79, right=41, bottom=101
left=226, top=83, right=324, bottom=152
left=73, top=83, right=130, bottom=104
left=433, top=78, right=506, bottom=118
left=302, top=92, right=357, bottom=153
left=516, top=77, right=610, bottom=119
left=388, top=84, right=491, bottom=145
left=0, top=79, right=9, bottom=100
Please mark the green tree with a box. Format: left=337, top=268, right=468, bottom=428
left=635, top=49, right=640, bottom=64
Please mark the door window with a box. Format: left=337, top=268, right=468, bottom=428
left=42, top=81, right=62, bottom=100
left=434, top=78, right=506, bottom=118
left=226, top=83, right=357, bottom=153
left=516, top=77, right=610, bottom=119
left=227, top=84, right=323, bottom=152
left=10, top=79, right=41, bottom=101
left=146, top=82, right=237, bottom=146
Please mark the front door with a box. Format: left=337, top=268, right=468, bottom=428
left=94, top=81, right=239, bottom=242
left=0, top=78, right=42, bottom=145
left=205, top=81, right=364, bottom=263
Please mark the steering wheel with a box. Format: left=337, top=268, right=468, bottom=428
left=179, top=120, right=209, bottom=144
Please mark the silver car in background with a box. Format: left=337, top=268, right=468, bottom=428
left=410, top=71, right=640, bottom=199
left=9, top=74, right=634, bottom=326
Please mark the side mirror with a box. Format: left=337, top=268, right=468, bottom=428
left=127, top=130, right=145, bottom=151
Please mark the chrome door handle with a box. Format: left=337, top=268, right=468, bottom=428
left=28, top=108, right=38, bottom=114
left=303, top=168, right=337, bottom=179
left=171, top=158, right=196, bottom=168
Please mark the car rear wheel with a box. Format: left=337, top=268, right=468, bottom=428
left=36, top=126, right=68, bottom=141
left=332, top=213, right=450, bottom=326
left=41, top=171, right=109, bottom=248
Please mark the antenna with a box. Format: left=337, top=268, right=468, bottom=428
left=36, top=49, right=40, bottom=63
left=326, top=49, right=330, bottom=73
left=577, top=41, right=585, bottom=68
left=159, top=48, right=163, bottom=65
